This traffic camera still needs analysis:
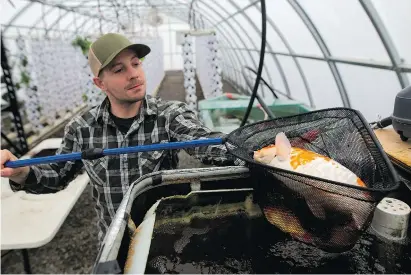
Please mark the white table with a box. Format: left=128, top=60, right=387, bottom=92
left=1, top=138, right=89, bottom=273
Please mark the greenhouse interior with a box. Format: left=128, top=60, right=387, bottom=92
left=1, top=0, right=410, bottom=274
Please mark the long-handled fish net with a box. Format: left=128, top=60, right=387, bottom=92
left=5, top=107, right=400, bottom=253
left=224, top=107, right=400, bottom=252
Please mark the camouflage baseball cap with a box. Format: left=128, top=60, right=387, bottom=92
left=88, top=33, right=151, bottom=77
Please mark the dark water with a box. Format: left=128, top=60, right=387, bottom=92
left=145, top=213, right=410, bottom=274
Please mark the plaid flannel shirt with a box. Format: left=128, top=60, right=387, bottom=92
left=11, top=95, right=245, bottom=244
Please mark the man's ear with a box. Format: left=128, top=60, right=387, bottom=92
left=93, top=76, right=105, bottom=91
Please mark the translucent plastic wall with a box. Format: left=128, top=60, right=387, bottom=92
left=2, top=0, right=410, bottom=122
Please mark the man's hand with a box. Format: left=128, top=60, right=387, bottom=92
left=1, top=149, right=30, bottom=184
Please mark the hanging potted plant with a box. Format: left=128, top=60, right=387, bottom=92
left=71, top=36, right=92, bottom=56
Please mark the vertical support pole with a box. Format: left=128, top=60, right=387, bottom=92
left=209, top=33, right=223, bottom=99
left=22, top=249, right=32, bottom=274
left=182, top=34, right=198, bottom=116
left=1, top=36, right=29, bottom=156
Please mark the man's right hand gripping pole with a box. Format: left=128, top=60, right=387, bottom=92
left=1, top=149, right=30, bottom=185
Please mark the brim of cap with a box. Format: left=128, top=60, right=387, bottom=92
left=99, top=43, right=151, bottom=75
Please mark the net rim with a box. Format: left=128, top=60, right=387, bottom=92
left=225, top=107, right=401, bottom=193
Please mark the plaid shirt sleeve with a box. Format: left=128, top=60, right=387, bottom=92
left=9, top=121, right=84, bottom=194
left=167, top=101, right=246, bottom=166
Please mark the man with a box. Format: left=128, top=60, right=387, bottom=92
left=0, top=33, right=244, bottom=245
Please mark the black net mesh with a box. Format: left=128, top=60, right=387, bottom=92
left=225, top=108, right=400, bottom=253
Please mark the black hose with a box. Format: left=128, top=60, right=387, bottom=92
left=243, top=66, right=278, bottom=99
left=242, top=67, right=276, bottom=119
left=370, top=116, right=393, bottom=130
left=244, top=66, right=296, bottom=100
left=240, top=0, right=266, bottom=127
left=188, top=0, right=197, bottom=29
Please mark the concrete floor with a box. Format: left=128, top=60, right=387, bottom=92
left=1, top=71, right=235, bottom=274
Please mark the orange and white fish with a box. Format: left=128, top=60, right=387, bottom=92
left=253, top=132, right=366, bottom=187
left=253, top=132, right=373, bottom=248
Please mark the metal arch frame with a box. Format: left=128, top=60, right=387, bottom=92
left=252, top=1, right=315, bottom=108
left=106, top=0, right=121, bottom=32
left=202, top=0, right=275, bottom=93
left=217, top=49, right=245, bottom=91
left=287, top=0, right=351, bottom=108
left=182, top=1, right=258, bottom=70
left=4, top=0, right=249, bottom=89
left=193, top=1, right=260, bottom=72
left=173, top=0, right=256, bottom=89
left=210, top=0, right=274, bottom=98
left=189, top=9, right=247, bottom=89
left=223, top=64, right=252, bottom=94
left=213, top=0, right=259, bottom=26
left=146, top=4, right=243, bottom=89
left=3, top=0, right=118, bottom=36
left=73, top=15, right=117, bottom=36
left=36, top=0, right=170, bottom=28
left=188, top=0, right=197, bottom=29
left=29, top=0, right=113, bottom=23
left=31, top=0, right=118, bottom=23
left=211, top=0, right=285, bottom=95
left=2, top=0, right=246, bottom=90
left=70, top=2, right=187, bottom=9
left=192, top=2, right=264, bottom=90
left=28, top=3, right=87, bottom=35
left=80, top=18, right=106, bottom=35
left=4, top=0, right=408, bottom=106
left=205, top=18, right=252, bottom=90
left=225, top=0, right=296, bottom=104
left=3, top=0, right=117, bottom=32
left=217, top=46, right=243, bottom=89
left=158, top=1, right=264, bottom=91
left=51, top=3, right=125, bottom=35
left=3, top=2, right=36, bottom=33
left=193, top=0, right=205, bottom=30
left=34, top=7, right=90, bottom=35
left=188, top=9, right=247, bottom=90
left=28, top=5, right=54, bottom=33
left=221, top=47, right=411, bottom=72
left=132, top=0, right=260, bottom=90
left=46, top=14, right=117, bottom=39
left=196, top=14, right=247, bottom=88
left=115, top=0, right=132, bottom=31
left=139, top=9, right=244, bottom=90
left=359, top=0, right=409, bottom=88
left=76, top=18, right=101, bottom=34
left=0, top=24, right=88, bottom=38
left=86, top=17, right=119, bottom=36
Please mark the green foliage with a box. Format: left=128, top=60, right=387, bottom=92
left=13, top=54, right=30, bottom=90
left=72, top=36, right=92, bottom=55
left=82, top=93, right=88, bottom=103
left=20, top=71, right=30, bottom=87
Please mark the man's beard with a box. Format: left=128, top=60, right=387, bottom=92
left=106, top=89, right=146, bottom=105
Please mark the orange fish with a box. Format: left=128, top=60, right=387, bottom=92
left=263, top=206, right=313, bottom=243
